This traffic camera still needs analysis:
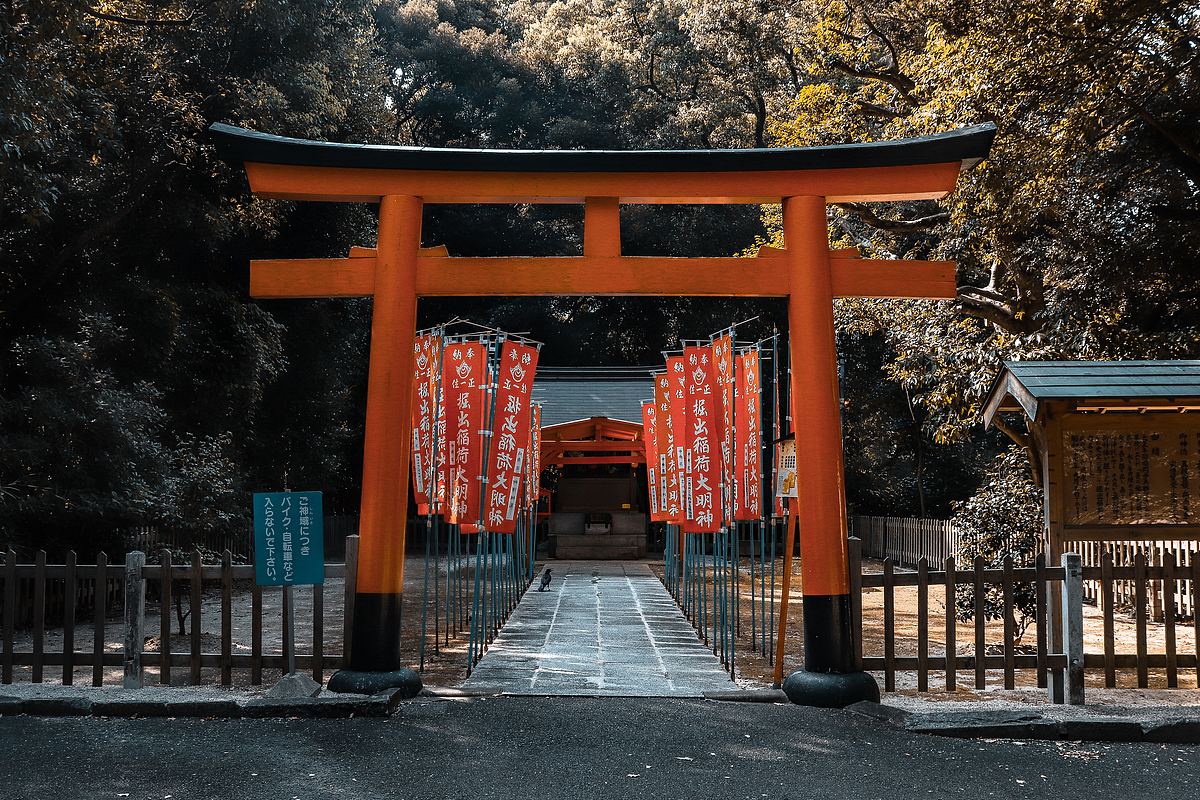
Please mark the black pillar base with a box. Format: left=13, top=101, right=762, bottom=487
left=781, top=668, right=879, bottom=708
left=327, top=668, right=423, bottom=698
left=784, top=591, right=878, bottom=707
left=802, top=593, right=855, bottom=672
left=349, top=591, right=404, bottom=671
left=327, top=590, right=421, bottom=698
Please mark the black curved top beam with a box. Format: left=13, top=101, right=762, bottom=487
left=209, top=122, right=996, bottom=174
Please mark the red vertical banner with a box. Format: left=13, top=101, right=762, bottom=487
left=442, top=340, right=487, bottom=525
left=529, top=403, right=542, bottom=510
left=735, top=348, right=763, bottom=520
left=684, top=345, right=720, bottom=533
left=642, top=400, right=665, bottom=521
left=772, top=333, right=785, bottom=519
left=654, top=373, right=677, bottom=523
left=411, top=333, right=438, bottom=514
left=483, top=341, right=539, bottom=533
left=712, top=333, right=735, bottom=525
left=666, top=356, right=688, bottom=524
left=433, top=361, right=448, bottom=513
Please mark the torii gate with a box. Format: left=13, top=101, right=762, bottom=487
left=211, top=121, right=995, bottom=704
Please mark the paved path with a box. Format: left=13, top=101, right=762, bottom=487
left=462, top=561, right=737, bottom=696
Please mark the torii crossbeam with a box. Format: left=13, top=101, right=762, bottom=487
left=211, top=121, right=995, bottom=704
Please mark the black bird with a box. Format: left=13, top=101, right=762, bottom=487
left=537, top=568, right=553, bottom=592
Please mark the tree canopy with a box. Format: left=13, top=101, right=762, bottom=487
left=2, top=0, right=1195, bottom=553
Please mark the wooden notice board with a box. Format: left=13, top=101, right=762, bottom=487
left=1058, top=414, right=1200, bottom=541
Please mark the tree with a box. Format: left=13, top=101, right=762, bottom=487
left=769, top=0, right=1200, bottom=444
left=0, top=0, right=388, bottom=552
left=951, top=446, right=1044, bottom=631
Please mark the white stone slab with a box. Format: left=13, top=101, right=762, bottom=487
left=462, top=561, right=738, bottom=697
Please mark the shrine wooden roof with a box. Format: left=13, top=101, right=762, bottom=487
left=984, top=360, right=1200, bottom=424
left=532, top=369, right=654, bottom=427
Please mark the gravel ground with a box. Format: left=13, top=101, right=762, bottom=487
left=882, top=685, right=1200, bottom=723
left=0, top=681, right=265, bottom=702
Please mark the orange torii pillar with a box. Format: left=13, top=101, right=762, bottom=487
left=349, top=195, right=422, bottom=683
left=779, top=195, right=875, bottom=704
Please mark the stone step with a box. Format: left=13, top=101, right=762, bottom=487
left=554, top=534, right=646, bottom=560
left=555, top=545, right=644, bottom=560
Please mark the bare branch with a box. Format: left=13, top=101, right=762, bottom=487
left=834, top=202, right=948, bottom=232
left=826, top=55, right=917, bottom=102
left=84, top=2, right=210, bottom=27
left=861, top=15, right=902, bottom=74
left=855, top=100, right=909, bottom=119
left=956, top=290, right=1042, bottom=335
left=956, top=284, right=1011, bottom=305
left=824, top=12, right=918, bottom=103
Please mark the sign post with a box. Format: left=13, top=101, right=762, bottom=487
left=253, top=491, right=324, bottom=691
left=772, top=435, right=798, bottom=687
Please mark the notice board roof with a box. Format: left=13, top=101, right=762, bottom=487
left=983, top=360, right=1200, bottom=425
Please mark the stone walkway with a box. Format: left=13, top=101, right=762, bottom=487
left=461, top=561, right=738, bottom=696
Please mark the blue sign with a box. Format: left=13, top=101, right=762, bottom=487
left=253, top=491, right=324, bottom=586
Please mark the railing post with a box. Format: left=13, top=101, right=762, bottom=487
left=123, top=550, right=147, bottom=689
left=1061, top=552, right=1084, bottom=705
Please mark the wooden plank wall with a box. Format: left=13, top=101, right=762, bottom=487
left=852, top=516, right=962, bottom=569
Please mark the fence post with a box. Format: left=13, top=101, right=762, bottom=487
left=343, top=535, right=359, bottom=665
left=1061, top=552, right=1084, bottom=705
left=847, top=537, right=863, bottom=670
left=123, top=550, right=147, bottom=689
left=2, top=549, right=14, bottom=684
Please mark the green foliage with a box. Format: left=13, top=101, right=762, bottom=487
left=769, top=0, right=1200, bottom=444
left=0, top=0, right=385, bottom=554
left=3, top=0, right=1196, bottom=564
left=952, top=446, right=1044, bottom=630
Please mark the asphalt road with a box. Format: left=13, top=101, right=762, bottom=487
left=1, top=697, right=1197, bottom=799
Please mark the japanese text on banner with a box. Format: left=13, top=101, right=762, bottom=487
left=712, top=333, right=735, bottom=525
left=734, top=348, right=762, bottom=520
left=642, top=401, right=664, bottom=521
left=410, top=333, right=440, bottom=511
left=530, top=403, right=542, bottom=508
left=483, top=341, right=539, bottom=532
left=684, top=345, right=721, bottom=533
left=442, top=340, right=487, bottom=526
left=667, top=357, right=688, bottom=524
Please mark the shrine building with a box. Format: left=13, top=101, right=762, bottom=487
left=532, top=367, right=654, bottom=559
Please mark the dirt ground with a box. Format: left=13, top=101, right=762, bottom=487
left=653, top=554, right=1200, bottom=698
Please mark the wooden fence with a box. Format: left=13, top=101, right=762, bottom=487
left=851, top=537, right=1200, bottom=700
left=852, top=516, right=960, bottom=569
left=1080, top=549, right=1200, bottom=689
left=1, top=538, right=359, bottom=687
left=1076, top=539, right=1197, bottom=620
left=0, top=555, right=124, bottom=629
left=849, top=537, right=1069, bottom=696
left=123, top=525, right=252, bottom=559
